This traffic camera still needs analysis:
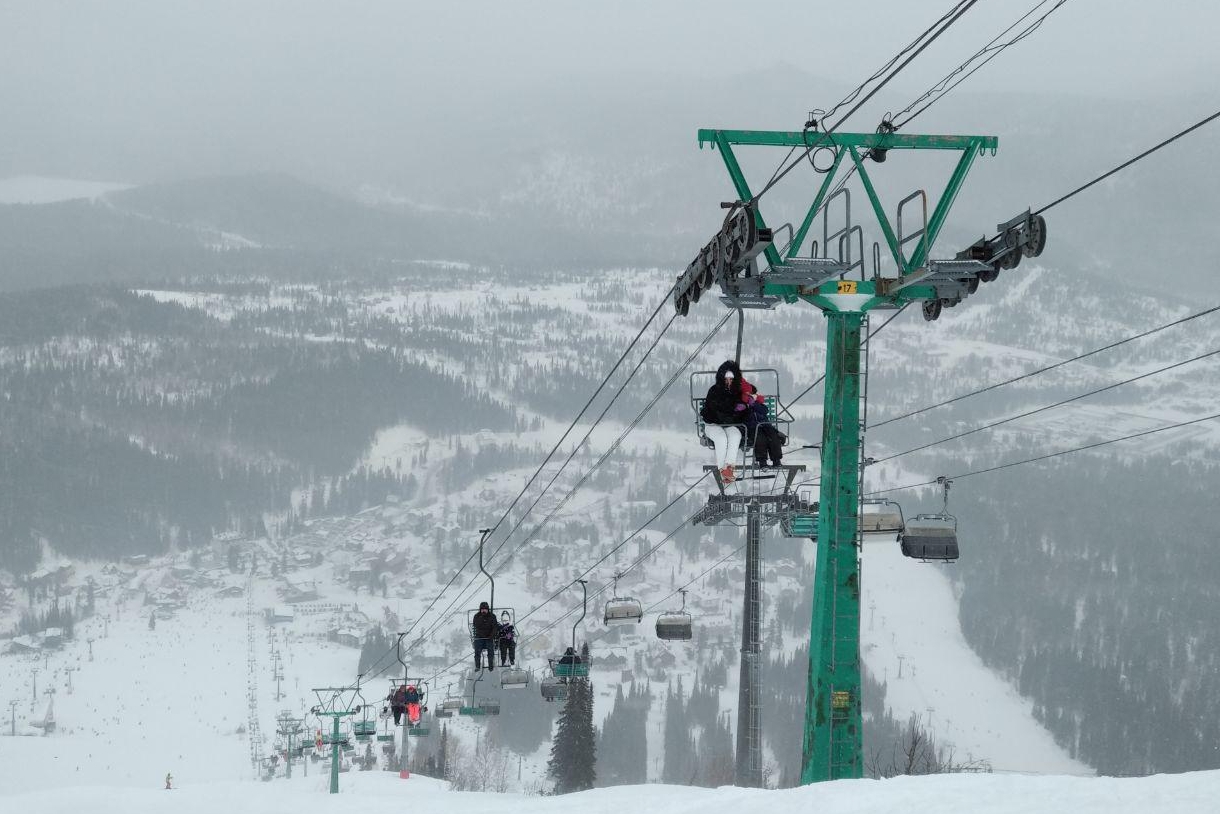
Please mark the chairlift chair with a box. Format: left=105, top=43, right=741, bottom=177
left=551, top=655, right=590, bottom=679
left=603, top=572, right=643, bottom=626
left=457, top=669, right=499, bottom=718
left=690, top=367, right=793, bottom=456
left=655, top=589, right=693, bottom=641
left=440, top=682, right=463, bottom=712
left=901, top=514, right=959, bottom=561
left=376, top=707, right=395, bottom=742
left=540, top=675, right=569, bottom=703
left=465, top=527, right=518, bottom=666
left=899, top=478, right=959, bottom=561
left=861, top=498, right=905, bottom=537
left=500, top=665, right=530, bottom=690
left=550, top=578, right=591, bottom=681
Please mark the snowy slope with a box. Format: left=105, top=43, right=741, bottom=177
left=861, top=538, right=1088, bottom=774
left=8, top=768, right=1219, bottom=814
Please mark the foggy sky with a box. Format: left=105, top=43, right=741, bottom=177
left=3, top=0, right=1217, bottom=186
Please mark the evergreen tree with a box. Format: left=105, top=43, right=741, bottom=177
left=548, top=676, right=596, bottom=793
left=662, top=677, right=696, bottom=784
left=438, top=723, right=449, bottom=780
left=597, top=682, right=649, bottom=786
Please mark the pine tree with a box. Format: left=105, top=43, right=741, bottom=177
left=438, top=724, right=449, bottom=780
left=662, top=677, right=695, bottom=784
left=548, top=676, right=596, bottom=793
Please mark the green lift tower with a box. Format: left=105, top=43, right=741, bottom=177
left=673, top=126, right=1046, bottom=784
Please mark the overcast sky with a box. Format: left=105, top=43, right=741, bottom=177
left=1, top=0, right=1217, bottom=186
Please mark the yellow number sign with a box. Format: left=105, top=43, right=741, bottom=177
left=836, top=280, right=858, bottom=294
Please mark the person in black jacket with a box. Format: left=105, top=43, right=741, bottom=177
left=700, top=359, right=746, bottom=482
left=471, top=601, right=498, bottom=670
left=387, top=684, right=408, bottom=726
left=743, top=383, right=786, bottom=467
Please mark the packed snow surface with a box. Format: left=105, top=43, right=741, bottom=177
left=8, top=769, right=1218, bottom=814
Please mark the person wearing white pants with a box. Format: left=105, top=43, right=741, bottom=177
left=700, top=359, right=747, bottom=483
left=705, top=423, right=743, bottom=474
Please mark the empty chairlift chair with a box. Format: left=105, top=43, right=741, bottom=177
left=654, top=588, right=693, bottom=641
left=861, top=498, right=905, bottom=537
left=440, top=683, right=463, bottom=714
left=500, top=665, right=530, bottom=690
left=899, top=478, right=959, bottom=561
left=901, top=515, right=959, bottom=561
left=603, top=572, right=643, bottom=627
left=540, top=675, right=569, bottom=703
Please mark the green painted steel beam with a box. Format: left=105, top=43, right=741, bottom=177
left=801, top=311, right=864, bottom=783
left=788, top=149, right=846, bottom=260
left=710, top=132, right=783, bottom=268
left=847, top=147, right=908, bottom=275
left=699, top=129, right=997, bottom=152
left=908, top=143, right=981, bottom=270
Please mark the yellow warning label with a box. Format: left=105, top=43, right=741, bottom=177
left=832, top=690, right=851, bottom=709
left=836, top=280, right=858, bottom=295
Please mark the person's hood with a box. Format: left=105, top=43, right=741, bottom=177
left=715, top=359, right=742, bottom=386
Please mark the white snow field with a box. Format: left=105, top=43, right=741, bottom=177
left=8, top=768, right=1219, bottom=814
left=861, top=538, right=1089, bottom=775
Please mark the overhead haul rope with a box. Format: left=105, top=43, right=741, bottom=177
left=890, top=0, right=1071, bottom=129
left=398, top=284, right=676, bottom=645
left=872, top=303, right=1220, bottom=429
left=420, top=493, right=711, bottom=687
left=759, top=0, right=978, bottom=188
left=489, top=311, right=679, bottom=561
left=645, top=543, right=746, bottom=614
left=403, top=311, right=733, bottom=653
left=1035, top=108, right=1220, bottom=215
left=872, top=346, right=1220, bottom=464
left=866, top=411, right=1220, bottom=497
left=752, top=0, right=980, bottom=203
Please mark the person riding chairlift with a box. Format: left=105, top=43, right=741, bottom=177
left=701, top=359, right=746, bottom=483
left=403, top=684, right=423, bottom=725
left=387, top=683, right=408, bottom=726
left=472, top=601, right=498, bottom=670
left=498, top=611, right=517, bottom=667
left=741, top=382, right=785, bottom=467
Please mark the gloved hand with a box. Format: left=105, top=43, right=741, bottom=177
left=735, top=403, right=747, bottom=411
